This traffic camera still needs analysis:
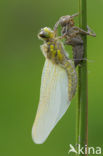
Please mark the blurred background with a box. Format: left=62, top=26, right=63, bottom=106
left=0, top=0, right=103, bottom=155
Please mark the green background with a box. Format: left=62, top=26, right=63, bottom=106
left=0, top=0, right=103, bottom=155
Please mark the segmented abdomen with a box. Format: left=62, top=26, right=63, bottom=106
left=72, top=45, right=84, bottom=67
left=63, top=59, right=77, bottom=101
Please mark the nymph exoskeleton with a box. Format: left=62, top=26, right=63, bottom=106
left=54, top=13, right=96, bottom=66
left=32, top=27, right=77, bottom=144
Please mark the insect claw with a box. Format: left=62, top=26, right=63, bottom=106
left=87, top=25, right=96, bottom=37
left=71, top=13, right=79, bottom=18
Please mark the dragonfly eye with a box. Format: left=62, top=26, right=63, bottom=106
left=38, top=27, right=55, bottom=40
left=39, top=31, right=49, bottom=38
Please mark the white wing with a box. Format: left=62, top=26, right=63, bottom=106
left=32, top=59, right=71, bottom=144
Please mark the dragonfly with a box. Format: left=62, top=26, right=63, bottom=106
left=32, top=27, right=77, bottom=144
left=54, top=13, right=96, bottom=66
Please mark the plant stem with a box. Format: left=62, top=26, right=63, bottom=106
left=76, top=0, right=88, bottom=155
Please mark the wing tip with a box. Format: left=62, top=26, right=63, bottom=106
left=32, top=125, right=46, bottom=144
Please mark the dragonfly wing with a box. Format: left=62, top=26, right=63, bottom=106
left=32, top=59, right=71, bottom=144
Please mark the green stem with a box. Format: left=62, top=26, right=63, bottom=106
left=76, top=0, right=88, bottom=155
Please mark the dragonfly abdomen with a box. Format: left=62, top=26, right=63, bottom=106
left=63, top=60, right=77, bottom=100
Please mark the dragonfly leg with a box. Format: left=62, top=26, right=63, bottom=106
left=74, top=26, right=96, bottom=37
left=54, top=20, right=60, bottom=36
left=87, top=25, right=96, bottom=36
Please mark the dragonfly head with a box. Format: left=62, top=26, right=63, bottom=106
left=59, top=13, right=78, bottom=27
left=38, top=27, right=55, bottom=41
left=59, top=15, right=74, bottom=27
